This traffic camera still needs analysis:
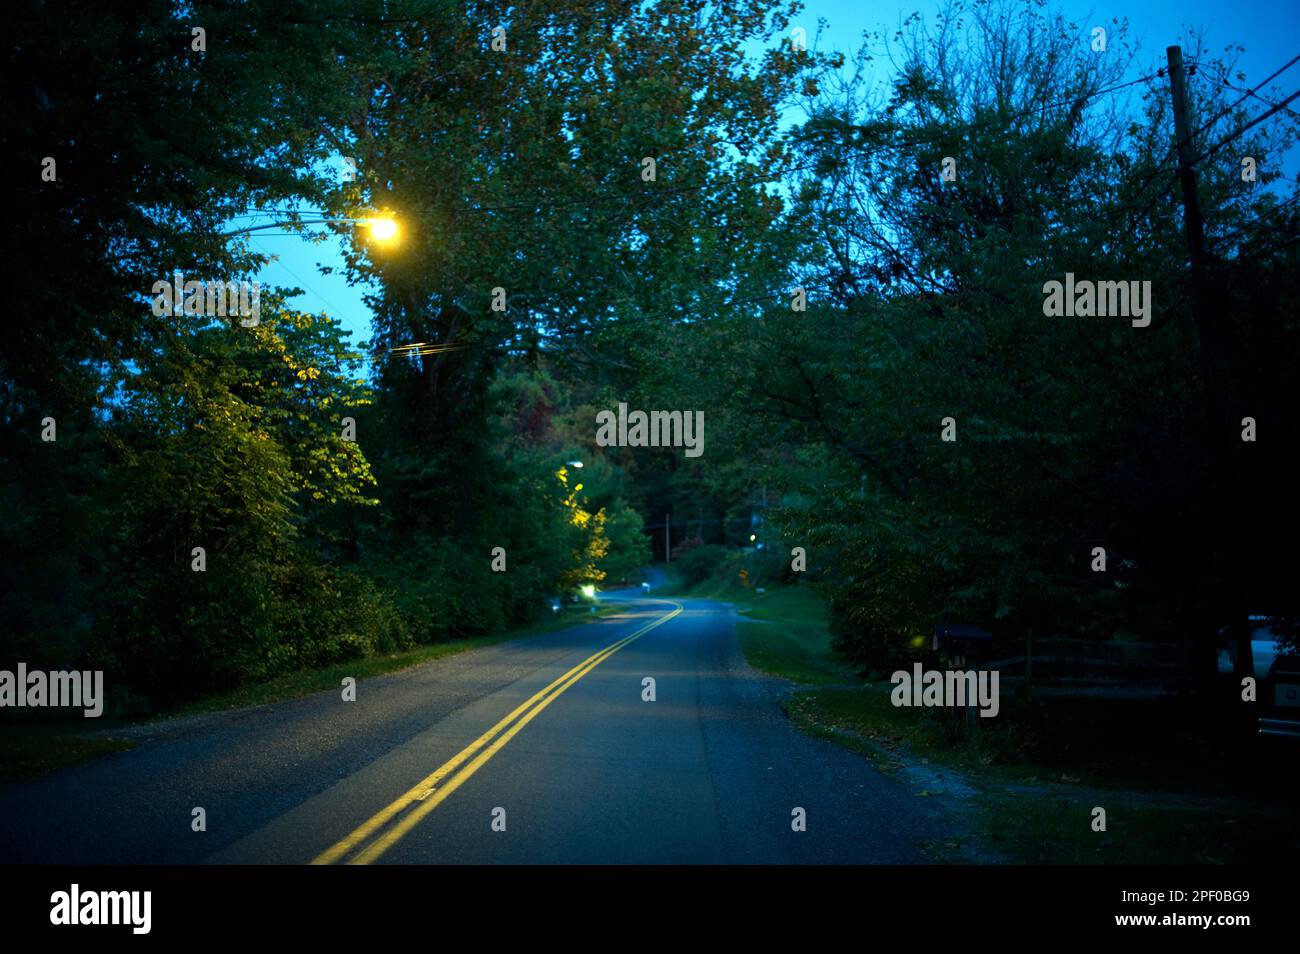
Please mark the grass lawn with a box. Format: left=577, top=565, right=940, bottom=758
left=732, top=586, right=857, bottom=685
left=666, top=572, right=855, bottom=684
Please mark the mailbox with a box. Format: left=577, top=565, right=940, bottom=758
left=932, top=624, right=993, bottom=662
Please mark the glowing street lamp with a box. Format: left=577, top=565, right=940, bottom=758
left=363, top=216, right=399, bottom=242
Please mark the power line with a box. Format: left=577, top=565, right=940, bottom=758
left=1122, top=53, right=1300, bottom=229
left=206, top=62, right=1241, bottom=345
left=223, top=67, right=1169, bottom=228
left=1187, top=54, right=1300, bottom=145
left=1200, top=64, right=1300, bottom=121
left=194, top=340, right=469, bottom=367
left=210, top=67, right=1170, bottom=287
left=1126, top=54, right=1299, bottom=207
left=1247, top=230, right=1300, bottom=259
left=249, top=235, right=365, bottom=327
left=1209, top=191, right=1300, bottom=253
left=472, top=69, right=1166, bottom=215
left=1188, top=86, right=1300, bottom=168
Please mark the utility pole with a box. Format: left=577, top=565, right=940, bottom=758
left=1167, top=46, right=1206, bottom=273
left=1168, top=44, right=1220, bottom=398
left=1025, top=626, right=1033, bottom=698
left=664, top=511, right=671, bottom=564
left=1166, top=45, right=1249, bottom=694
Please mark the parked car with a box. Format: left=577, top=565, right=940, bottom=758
left=1218, top=616, right=1300, bottom=739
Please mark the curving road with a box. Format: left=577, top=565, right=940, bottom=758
left=0, top=593, right=948, bottom=864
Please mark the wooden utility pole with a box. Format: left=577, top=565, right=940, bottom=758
left=1168, top=44, right=1219, bottom=393
left=1166, top=45, right=1250, bottom=693
left=1167, top=46, right=1206, bottom=273
left=1025, top=626, right=1033, bottom=698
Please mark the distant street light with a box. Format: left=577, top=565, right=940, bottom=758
left=567, top=460, right=584, bottom=468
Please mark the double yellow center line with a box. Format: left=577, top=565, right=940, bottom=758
left=311, top=599, right=683, bottom=865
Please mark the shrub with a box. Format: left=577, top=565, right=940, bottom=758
left=674, top=544, right=729, bottom=585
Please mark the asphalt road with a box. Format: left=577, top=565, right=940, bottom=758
left=0, top=593, right=949, bottom=864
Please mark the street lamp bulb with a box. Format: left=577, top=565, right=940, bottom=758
left=366, top=217, right=399, bottom=242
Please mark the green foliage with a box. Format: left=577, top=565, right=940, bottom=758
left=674, top=544, right=731, bottom=586
left=731, top=2, right=1300, bottom=673
left=1, top=0, right=400, bottom=706
left=600, top=504, right=653, bottom=582
left=14, top=0, right=1293, bottom=717
left=7, top=0, right=808, bottom=709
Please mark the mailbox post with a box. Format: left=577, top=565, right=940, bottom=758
left=932, top=625, right=994, bottom=729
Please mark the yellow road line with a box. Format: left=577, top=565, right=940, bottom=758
left=311, top=599, right=683, bottom=865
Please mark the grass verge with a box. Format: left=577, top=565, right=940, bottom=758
left=0, top=602, right=628, bottom=783
left=174, top=602, right=629, bottom=718
left=663, top=572, right=853, bottom=683
left=735, top=586, right=1300, bottom=863
left=0, top=729, right=137, bottom=784
left=978, top=792, right=1293, bottom=864
left=731, top=586, right=856, bottom=685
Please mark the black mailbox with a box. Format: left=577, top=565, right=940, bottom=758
left=932, top=624, right=993, bottom=658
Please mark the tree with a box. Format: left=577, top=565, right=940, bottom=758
left=723, top=0, right=1300, bottom=674
left=330, top=0, right=815, bottom=542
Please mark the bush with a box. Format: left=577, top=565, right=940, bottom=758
left=674, top=544, right=730, bottom=585
left=671, top=536, right=705, bottom=560
left=88, top=552, right=414, bottom=708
